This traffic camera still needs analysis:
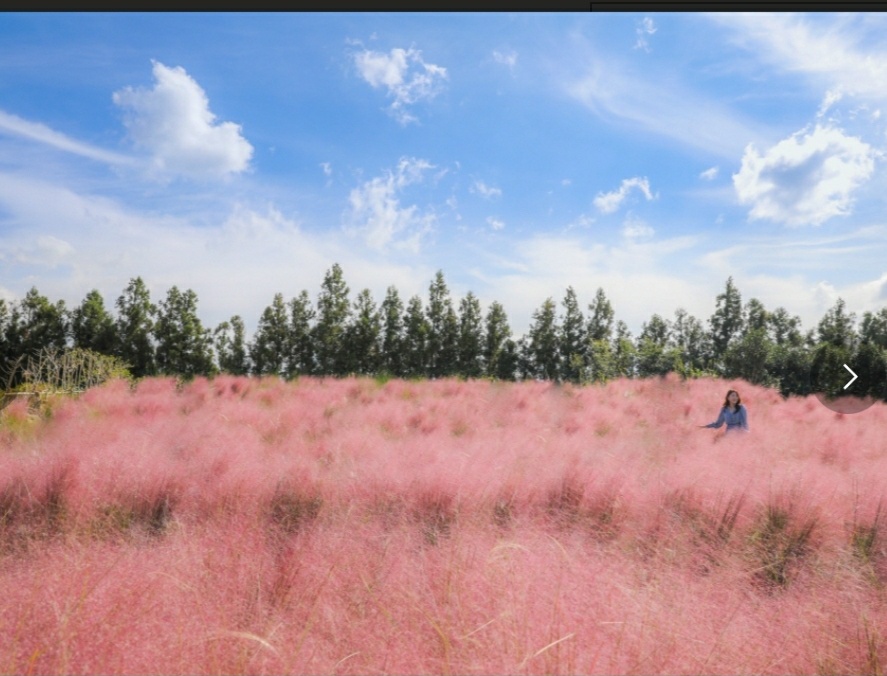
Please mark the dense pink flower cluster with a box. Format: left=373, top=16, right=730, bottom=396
left=1, top=375, right=885, bottom=674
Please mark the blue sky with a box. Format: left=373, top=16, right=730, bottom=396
left=2, top=12, right=887, bottom=337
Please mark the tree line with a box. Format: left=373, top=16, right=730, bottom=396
left=2, top=264, right=886, bottom=399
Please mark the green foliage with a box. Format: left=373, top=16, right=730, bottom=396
left=457, top=291, right=484, bottom=378
left=71, top=289, right=118, bottom=354
left=484, top=301, right=512, bottom=380
left=287, top=291, right=315, bottom=377
left=709, top=276, right=743, bottom=370
left=379, top=286, right=405, bottom=377
left=425, top=271, right=458, bottom=378
left=250, top=293, right=289, bottom=376
left=115, top=277, right=157, bottom=378
left=559, top=287, right=585, bottom=384
left=154, top=286, right=215, bottom=379
left=3, top=265, right=887, bottom=401
left=344, top=288, right=381, bottom=375
left=818, top=298, right=856, bottom=350
left=587, top=287, right=614, bottom=342
left=402, top=295, right=429, bottom=378
left=810, top=342, right=853, bottom=398
left=214, top=315, right=250, bottom=375
left=313, top=263, right=351, bottom=376
left=524, top=297, right=560, bottom=381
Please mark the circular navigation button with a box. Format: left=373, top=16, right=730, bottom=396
left=809, top=344, right=886, bottom=414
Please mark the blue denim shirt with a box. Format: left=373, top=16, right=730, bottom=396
left=705, top=404, right=749, bottom=432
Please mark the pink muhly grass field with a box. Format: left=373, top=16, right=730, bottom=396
left=1, top=374, right=886, bottom=675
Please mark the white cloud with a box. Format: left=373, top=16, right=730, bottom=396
left=492, top=49, right=518, bottom=70
left=471, top=180, right=502, bottom=199
left=0, top=109, right=135, bottom=167
left=634, top=16, right=657, bottom=51
left=622, top=213, right=654, bottom=239
left=817, top=89, right=843, bottom=119
left=733, top=124, right=876, bottom=226
left=486, top=216, right=505, bottom=231
left=353, top=46, right=448, bottom=125
left=346, top=157, right=436, bottom=252
left=568, top=58, right=775, bottom=160
left=710, top=13, right=887, bottom=102
left=113, top=61, right=253, bottom=179
left=700, top=166, right=719, bottom=181
left=594, top=176, right=654, bottom=214
left=321, top=162, right=332, bottom=177
left=565, top=213, right=594, bottom=231
left=0, top=172, right=436, bottom=332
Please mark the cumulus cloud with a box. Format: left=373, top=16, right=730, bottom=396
left=733, top=124, right=876, bottom=226
left=471, top=180, right=502, bottom=199
left=113, top=61, right=253, bottom=179
left=700, top=166, right=719, bottom=181
left=353, top=46, right=448, bottom=125
left=594, top=176, right=654, bottom=214
left=346, top=157, right=436, bottom=252
left=634, top=16, right=657, bottom=51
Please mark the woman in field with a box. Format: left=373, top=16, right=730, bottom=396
left=700, top=389, right=749, bottom=433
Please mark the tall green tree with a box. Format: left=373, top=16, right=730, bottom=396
left=286, top=291, right=315, bottom=378
left=0, top=299, right=21, bottom=386
left=859, top=308, right=887, bottom=349
left=810, top=342, right=852, bottom=398
left=154, top=286, right=215, bottom=378
left=484, top=301, right=512, bottom=380
left=71, top=289, right=117, bottom=354
left=817, top=298, right=856, bottom=350
left=343, top=289, right=381, bottom=375
left=769, top=307, right=803, bottom=347
left=457, top=291, right=484, bottom=378
left=853, top=342, right=887, bottom=399
left=17, top=287, right=69, bottom=356
left=379, top=286, right=405, bottom=377
left=744, top=298, right=769, bottom=332
left=402, top=295, right=428, bottom=378
left=214, top=315, right=249, bottom=375
left=250, top=293, right=290, bottom=377
left=587, top=288, right=615, bottom=342
left=115, top=277, right=157, bottom=378
left=671, top=308, right=708, bottom=375
left=313, top=263, right=351, bottom=376
left=425, top=271, right=459, bottom=378
left=612, top=320, right=636, bottom=378
left=585, top=288, right=617, bottom=383
left=709, top=277, right=744, bottom=370
left=724, top=297, right=775, bottom=386
left=524, top=297, right=560, bottom=381
left=559, top=287, right=586, bottom=383
left=725, top=326, right=775, bottom=386
left=636, top=314, right=673, bottom=377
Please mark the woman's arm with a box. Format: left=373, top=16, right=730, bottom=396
left=703, top=408, right=725, bottom=429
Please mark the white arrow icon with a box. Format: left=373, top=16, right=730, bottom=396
left=843, top=364, right=858, bottom=390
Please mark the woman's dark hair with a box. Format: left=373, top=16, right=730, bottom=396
left=723, top=389, right=742, bottom=409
